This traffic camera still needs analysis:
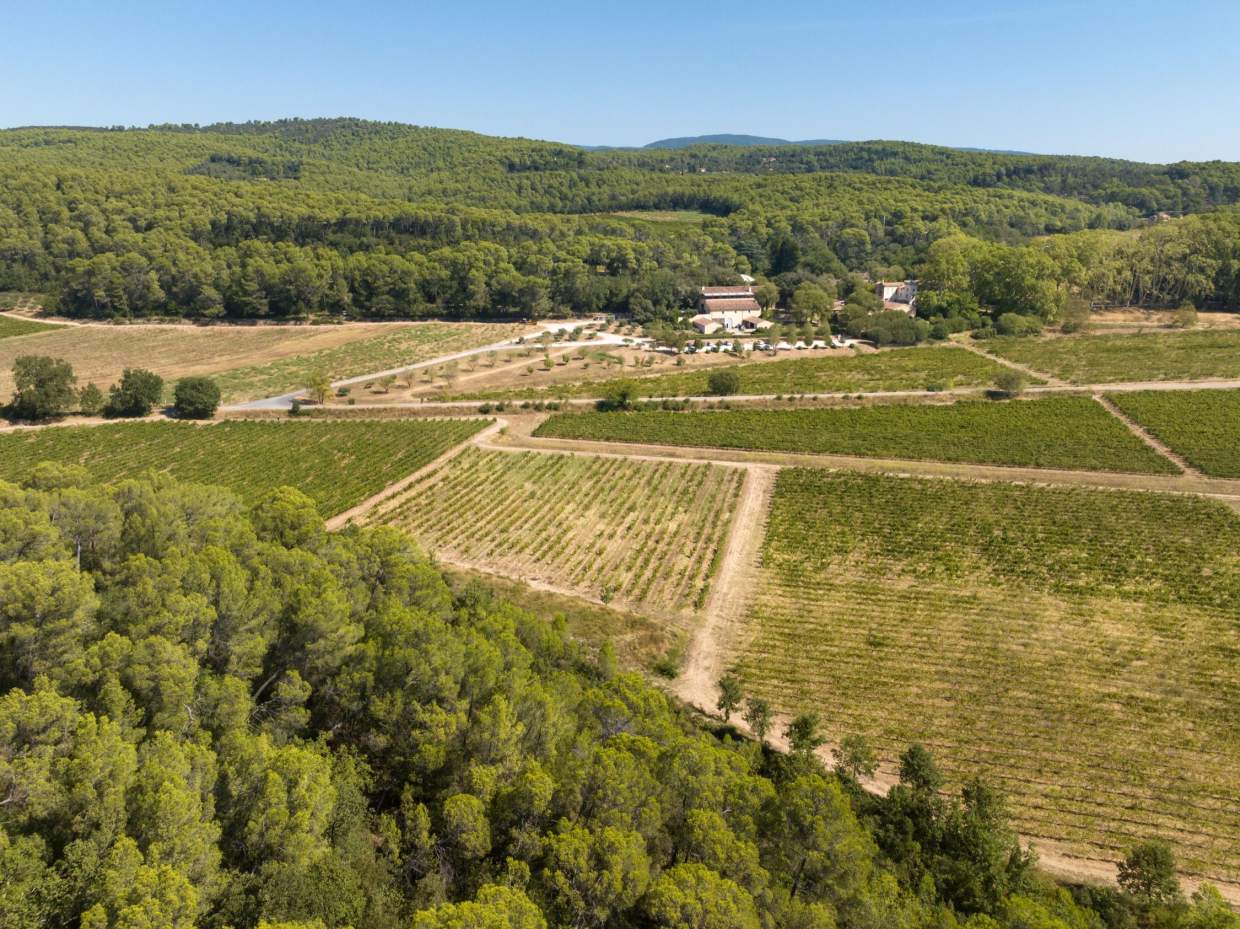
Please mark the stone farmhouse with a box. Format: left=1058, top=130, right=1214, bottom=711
left=690, top=285, right=773, bottom=334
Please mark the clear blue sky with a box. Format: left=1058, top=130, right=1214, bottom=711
left=5, top=0, right=1237, bottom=162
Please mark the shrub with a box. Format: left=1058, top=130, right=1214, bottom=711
left=996, top=313, right=1043, bottom=337
left=1174, top=302, right=1198, bottom=329
left=106, top=368, right=164, bottom=417
left=173, top=376, right=221, bottom=419
left=597, top=379, right=639, bottom=411
left=707, top=369, right=741, bottom=396
left=993, top=370, right=1027, bottom=397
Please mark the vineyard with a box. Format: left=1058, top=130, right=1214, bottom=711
left=984, top=330, right=1240, bottom=384
left=0, top=419, right=485, bottom=513
left=535, top=396, right=1179, bottom=473
left=730, top=469, right=1240, bottom=883
left=452, top=346, right=1015, bottom=401
left=0, top=315, right=62, bottom=340
left=378, top=447, right=744, bottom=613
left=1109, top=389, right=1240, bottom=477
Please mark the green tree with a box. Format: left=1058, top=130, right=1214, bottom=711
left=834, top=734, right=878, bottom=782
left=707, top=369, right=740, bottom=396
left=784, top=714, right=824, bottom=758
left=307, top=370, right=332, bottom=405
left=106, top=368, right=164, bottom=417
left=742, top=698, right=772, bottom=744
left=715, top=673, right=743, bottom=721
left=542, top=825, right=650, bottom=929
left=754, top=282, right=779, bottom=313
left=1117, top=841, right=1182, bottom=907
left=599, top=379, right=638, bottom=411
left=791, top=282, right=833, bottom=324
left=9, top=355, right=77, bottom=420
left=642, top=863, right=760, bottom=929
left=173, top=376, right=221, bottom=419
left=78, top=382, right=106, bottom=415
left=412, top=885, right=547, bottom=929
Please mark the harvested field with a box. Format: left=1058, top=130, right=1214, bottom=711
left=1109, top=389, right=1240, bottom=477
left=0, top=321, right=520, bottom=403
left=534, top=396, right=1179, bottom=473
left=379, top=447, right=744, bottom=613
left=984, top=330, right=1240, bottom=383
left=0, top=419, right=485, bottom=514
left=730, top=469, right=1240, bottom=885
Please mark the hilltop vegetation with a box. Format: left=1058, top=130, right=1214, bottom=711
left=1, top=119, right=1239, bottom=323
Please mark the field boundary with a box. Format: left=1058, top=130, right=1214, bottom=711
left=1093, top=394, right=1199, bottom=475
left=324, top=417, right=496, bottom=529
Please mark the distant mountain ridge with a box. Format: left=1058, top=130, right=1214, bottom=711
left=643, top=134, right=846, bottom=149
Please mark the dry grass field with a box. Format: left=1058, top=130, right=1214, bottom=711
left=729, top=469, right=1240, bottom=885
left=378, top=447, right=745, bottom=614
left=0, top=320, right=523, bottom=403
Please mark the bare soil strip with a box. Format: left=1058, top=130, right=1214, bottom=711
left=1093, top=393, right=1201, bottom=476
left=673, top=465, right=777, bottom=714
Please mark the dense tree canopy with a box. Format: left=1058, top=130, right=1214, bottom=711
left=2, top=120, right=1238, bottom=323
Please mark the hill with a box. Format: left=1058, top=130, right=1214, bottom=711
left=1, top=117, right=1239, bottom=322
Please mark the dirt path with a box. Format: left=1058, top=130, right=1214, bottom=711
left=323, top=418, right=500, bottom=529
left=1093, top=394, right=1200, bottom=476
left=954, top=338, right=1069, bottom=386
left=673, top=465, right=777, bottom=714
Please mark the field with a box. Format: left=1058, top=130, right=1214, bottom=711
left=729, top=469, right=1240, bottom=883
left=378, top=447, right=744, bottom=613
left=1109, top=389, right=1240, bottom=477
left=984, top=330, right=1240, bottom=384
left=0, top=315, right=63, bottom=340
left=0, top=321, right=521, bottom=403
left=0, top=419, right=485, bottom=514
left=453, top=345, right=1016, bottom=401
left=535, top=397, right=1178, bottom=473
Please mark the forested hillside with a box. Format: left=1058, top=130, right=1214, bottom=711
left=1, top=118, right=1239, bottom=321
left=2, top=470, right=1235, bottom=929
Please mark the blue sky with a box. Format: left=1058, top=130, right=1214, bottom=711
left=5, top=0, right=1237, bottom=162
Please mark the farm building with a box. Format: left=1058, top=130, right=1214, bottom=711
left=875, top=280, right=919, bottom=314
left=692, top=285, right=771, bottom=332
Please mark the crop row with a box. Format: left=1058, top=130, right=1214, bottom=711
left=1109, top=388, right=1240, bottom=477
left=380, top=447, right=743, bottom=613
left=730, top=469, right=1240, bottom=881
left=535, top=396, right=1178, bottom=474
left=0, top=419, right=485, bottom=514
